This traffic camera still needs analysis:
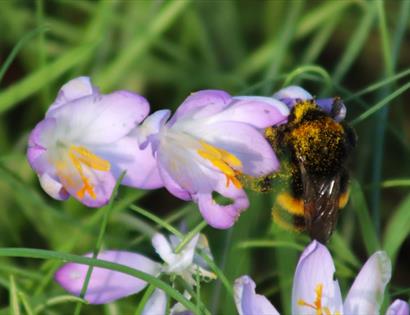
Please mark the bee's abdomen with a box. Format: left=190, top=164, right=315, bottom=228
left=288, top=117, right=347, bottom=177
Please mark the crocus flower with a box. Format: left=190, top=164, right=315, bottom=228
left=273, top=85, right=347, bottom=122
left=142, top=288, right=193, bottom=315
left=235, top=240, right=407, bottom=315
left=386, top=299, right=410, bottom=315
left=27, top=77, right=162, bottom=207
left=132, top=90, right=289, bottom=228
left=55, top=233, right=215, bottom=304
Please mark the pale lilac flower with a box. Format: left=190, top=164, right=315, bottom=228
left=235, top=240, right=404, bottom=315
left=55, top=233, right=214, bottom=304
left=386, top=299, right=409, bottom=315
left=132, top=90, right=289, bottom=228
left=142, top=289, right=193, bottom=315
left=27, top=77, right=162, bottom=207
left=273, top=85, right=347, bottom=122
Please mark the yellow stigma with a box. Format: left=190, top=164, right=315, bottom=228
left=297, top=283, right=340, bottom=315
left=197, top=140, right=242, bottom=188
left=68, top=145, right=111, bottom=200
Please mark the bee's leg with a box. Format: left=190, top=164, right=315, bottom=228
left=338, top=189, right=350, bottom=208
left=338, top=169, right=350, bottom=209
left=272, top=192, right=305, bottom=232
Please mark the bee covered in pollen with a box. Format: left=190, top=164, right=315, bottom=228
left=259, top=86, right=356, bottom=243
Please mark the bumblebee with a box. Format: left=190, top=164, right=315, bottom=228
left=262, top=98, right=356, bottom=243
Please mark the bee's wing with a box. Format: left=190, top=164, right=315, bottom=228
left=300, top=165, right=341, bottom=243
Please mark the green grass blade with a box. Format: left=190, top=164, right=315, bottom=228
left=97, top=0, right=190, bottom=89
left=129, top=204, right=184, bottom=238
left=35, top=295, right=87, bottom=314
left=349, top=180, right=380, bottom=255
left=350, top=82, right=410, bottom=125
left=9, top=275, right=21, bottom=315
left=331, top=2, right=377, bottom=85
left=236, top=240, right=304, bottom=251
left=383, top=194, right=410, bottom=266
left=0, top=26, right=48, bottom=85
left=382, top=179, right=410, bottom=188
left=0, top=44, right=95, bottom=114
left=17, top=292, right=34, bottom=315
left=175, top=220, right=207, bottom=253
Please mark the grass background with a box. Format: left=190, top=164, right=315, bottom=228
left=0, top=0, right=409, bottom=314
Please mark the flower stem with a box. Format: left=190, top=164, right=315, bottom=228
left=129, top=204, right=183, bottom=238
left=175, top=221, right=207, bottom=254
left=73, top=171, right=126, bottom=315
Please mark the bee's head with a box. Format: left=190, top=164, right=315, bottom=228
left=289, top=100, right=319, bottom=124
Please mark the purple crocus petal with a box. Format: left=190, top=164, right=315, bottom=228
left=50, top=91, right=150, bottom=144
left=316, top=98, right=346, bottom=122
left=55, top=250, right=161, bottom=304
left=195, top=182, right=249, bottom=229
left=39, top=173, right=69, bottom=200
left=234, top=275, right=279, bottom=315
left=142, top=289, right=167, bottom=315
left=93, top=137, right=163, bottom=189
left=27, top=118, right=56, bottom=173
left=169, top=90, right=232, bottom=124
left=315, top=98, right=333, bottom=114
left=196, top=121, right=279, bottom=177
left=344, top=251, right=391, bottom=315
left=386, top=299, right=410, bottom=315
left=157, top=158, right=192, bottom=201
left=212, top=96, right=290, bottom=128
left=157, top=141, right=219, bottom=198
left=292, top=241, right=343, bottom=315
left=134, top=109, right=171, bottom=149
left=272, top=86, right=312, bottom=107
left=46, top=77, right=97, bottom=116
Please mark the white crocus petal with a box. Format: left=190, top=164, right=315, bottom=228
left=152, top=232, right=198, bottom=272
left=151, top=233, right=205, bottom=286
left=170, top=291, right=193, bottom=315
left=234, top=275, right=279, bottom=315
left=134, top=109, right=171, bottom=149
left=272, top=85, right=312, bottom=102
left=344, top=251, right=391, bottom=315
left=152, top=233, right=177, bottom=266
left=292, top=241, right=343, bottom=315
left=39, top=173, right=69, bottom=200
left=142, top=289, right=167, bottom=315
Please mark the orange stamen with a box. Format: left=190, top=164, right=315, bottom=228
left=68, top=145, right=110, bottom=199
left=297, top=283, right=339, bottom=315
left=197, top=140, right=243, bottom=188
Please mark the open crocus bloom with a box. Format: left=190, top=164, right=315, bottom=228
left=132, top=90, right=289, bottom=228
left=55, top=232, right=215, bottom=304
left=27, top=77, right=162, bottom=207
left=273, top=85, right=347, bottom=122
left=235, top=241, right=408, bottom=315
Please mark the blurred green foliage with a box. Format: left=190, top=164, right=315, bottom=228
left=0, top=0, right=409, bottom=314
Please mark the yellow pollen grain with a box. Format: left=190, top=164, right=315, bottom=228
left=293, top=100, right=317, bottom=124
